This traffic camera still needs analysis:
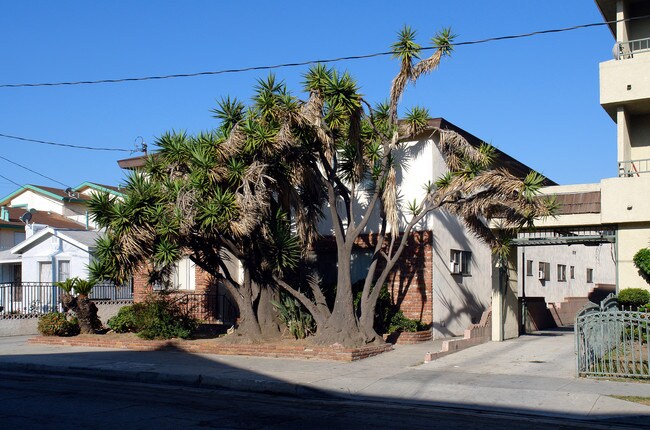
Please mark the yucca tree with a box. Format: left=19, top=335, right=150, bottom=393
left=88, top=76, right=321, bottom=340
left=257, top=26, right=554, bottom=346
left=90, top=25, right=555, bottom=347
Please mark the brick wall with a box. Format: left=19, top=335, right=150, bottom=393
left=314, top=230, right=433, bottom=324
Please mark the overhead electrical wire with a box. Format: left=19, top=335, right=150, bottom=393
left=0, top=133, right=132, bottom=152
left=1, top=15, right=647, bottom=89
left=0, top=154, right=70, bottom=188
left=0, top=174, right=23, bottom=189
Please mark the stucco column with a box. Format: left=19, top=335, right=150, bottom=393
left=491, top=250, right=519, bottom=341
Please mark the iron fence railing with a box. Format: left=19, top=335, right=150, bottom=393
left=172, top=292, right=238, bottom=324
left=0, top=281, right=133, bottom=316
left=575, top=295, right=649, bottom=379
left=618, top=158, right=650, bottom=177
left=615, top=37, right=650, bottom=59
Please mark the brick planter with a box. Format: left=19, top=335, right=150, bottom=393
left=28, top=334, right=393, bottom=362
left=384, top=328, right=433, bottom=345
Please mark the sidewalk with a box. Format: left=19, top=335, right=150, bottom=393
left=0, top=329, right=649, bottom=426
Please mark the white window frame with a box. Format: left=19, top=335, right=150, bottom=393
left=586, top=268, right=594, bottom=283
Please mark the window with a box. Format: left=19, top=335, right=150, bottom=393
left=538, top=262, right=550, bottom=281
left=39, top=262, right=52, bottom=284
left=526, top=260, right=533, bottom=276
left=557, top=264, right=566, bottom=282
left=570, top=266, right=575, bottom=279
left=586, top=268, right=594, bottom=283
left=58, top=261, right=70, bottom=282
left=450, top=249, right=471, bottom=275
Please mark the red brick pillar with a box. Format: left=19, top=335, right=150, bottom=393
left=133, top=264, right=152, bottom=303
left=388, top=231, right=433, bottom=324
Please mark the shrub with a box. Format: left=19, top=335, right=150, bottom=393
left=37, top=312, right=80, bottom=336
left=388, top=310, right=428, bottom=333
left=107, top=304, right=143, bottom=333
left=272, top=294, right=315, bottom=339
left=107, top=298, right=197, bottom=339
left=633, top=248, right=650, bottom=281
left=618, top=288, right=650, bottom=310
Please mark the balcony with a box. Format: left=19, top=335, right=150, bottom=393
left=618, top=158, right=650, bottom=177
left=600, top=39, right=650, bottom=117
left=615, top=38, right=650, bottom=60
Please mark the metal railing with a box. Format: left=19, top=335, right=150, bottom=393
left=172, top=292, right=238, bottom=324
left=575, top=295, right=649, bottom=379
left=0, top=281, right=133, bottom=316
left=615, top=37, right=650, bottom=59
left=618, top=158, right=650, bottom=177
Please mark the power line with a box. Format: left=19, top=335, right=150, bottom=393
left=0, top=154, right=70, bottom=188
left=0, top=174, right=23, bottom=189
left=1, top=15, right=647, bottom=89
left=0, top=133, right=132, bottom=152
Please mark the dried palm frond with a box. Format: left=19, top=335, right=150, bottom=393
left=382, top=165, right=399, bottom=237
left=220, top=124, right=245, bottom=158
left=412, top=49, right=443, bottom=81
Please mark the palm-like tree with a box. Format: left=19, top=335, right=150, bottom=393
left=90, top=26, right=555, bottom=347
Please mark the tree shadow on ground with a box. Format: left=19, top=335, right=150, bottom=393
left=0, top=335, right=648, bottom=428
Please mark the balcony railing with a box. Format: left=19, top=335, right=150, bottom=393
left=618, top=159, right=650, bottom=177
left=0, top=281, right=133, bottom=316
left=615, top=37, right=650, bottom=59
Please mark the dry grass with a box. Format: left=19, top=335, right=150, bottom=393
left=610, top=395, right=650, bottom=406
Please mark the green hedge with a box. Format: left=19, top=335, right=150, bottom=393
left=618, top=288, right=650, bottom=310
left=107, top=297, right=198, bottom=339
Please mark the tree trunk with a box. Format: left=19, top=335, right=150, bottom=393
left=255, top=286, right=282, bottom=340
left=76, top=296, right=102, bottom=334
left=60, top=293, right=101, bottom=334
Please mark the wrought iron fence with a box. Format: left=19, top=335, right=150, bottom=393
left=172, top=292, right=238, bottom=324
left=0, top=281, right=133, bottom=316
left=575, top=294, right=649, bottom=379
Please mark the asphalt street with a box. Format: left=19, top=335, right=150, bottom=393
left=0, top=371, right=643, bottom=430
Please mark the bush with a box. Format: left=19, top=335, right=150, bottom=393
left=272, top=294, right=315, bottom=339
left=618, top=288, right=650, bottom=310
left=38, top=312, right=80, bottom=336
left=633, top=248, right=650, bottom=281
left=388, top=310, right=428, bottom=333
left=107, top=298, right=197, bottom=339
left=107, top=304, right=143, bottom=333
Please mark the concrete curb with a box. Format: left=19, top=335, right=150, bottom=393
left=0, top=361, right=332, bottom=400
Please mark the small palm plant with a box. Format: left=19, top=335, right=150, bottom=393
left=56, top=277, right=101, bottom=334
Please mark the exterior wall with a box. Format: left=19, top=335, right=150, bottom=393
left=630, top=113, right=650, bottom=160
left=62, top=203, right=91, bottom=227
left=601, top=176, right=650, bottom=224
left=518, top=243, right=617, bottom=304
left=20, top=236, right=91, bottom=283
left=8, top=191, right=64, bottom=215
left=599, top=53, right=650, bottom=117
left=618, top=222, right=650, bottom=291
left=431, top=210, right=493, bottom=338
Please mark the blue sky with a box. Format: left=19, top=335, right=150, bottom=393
left=0, top=1, right=614, bottom=198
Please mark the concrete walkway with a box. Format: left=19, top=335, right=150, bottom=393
left=0, top=329, right=649, bottom=427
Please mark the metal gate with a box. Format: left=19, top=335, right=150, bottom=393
left=575, top=294, right=649, bottom=378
